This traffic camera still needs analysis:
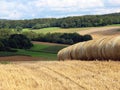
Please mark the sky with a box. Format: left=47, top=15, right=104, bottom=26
left=0, top=0, right=120, bottom=20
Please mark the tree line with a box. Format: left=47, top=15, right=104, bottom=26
left=23, top=32, right=92, bottom=45
left=0, top=34, right=33, bottom=51
left=0, top=13, right=120, bottom=29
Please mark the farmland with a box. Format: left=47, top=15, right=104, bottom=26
left=0, top=25, right=120, bottom=61
left=0, top=12, right=120, bottom=90
left=0, top=61, right=119, bottom=90
left=22, top=24, right=117, bottom=33
left=23, top=24, right=120, bottom=39
left=23, top=27, right=91, bottom=34
left=22, top=24, right=120, bottom=33
left=0, top=43, right=67, bottom=61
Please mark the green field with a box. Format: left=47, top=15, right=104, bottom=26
left=107, top=24, right=120, bottom=26
left=29, top=44, right=66, bottom=53
left=0, top=44, right=67, bottom=60
left=22, top=24, right=120, bottom=34
left=23, top=27, right=91, bottom=34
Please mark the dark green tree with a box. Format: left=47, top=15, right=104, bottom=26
left=8, top=34, right=33, bottom=49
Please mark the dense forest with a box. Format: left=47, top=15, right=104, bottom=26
left=0, top=13, right=120, bottom=29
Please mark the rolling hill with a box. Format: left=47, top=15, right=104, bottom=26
left=23, top=25, right=120, bottom=40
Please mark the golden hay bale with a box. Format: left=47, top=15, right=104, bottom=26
left=84, top=40, right=96, bottom=60
left=97, top=37, right=108, bottom=59
left=57, top=36, right=120, bottom=61
left=110, top=36, right=120, bottom=59
left=70, top=43, right=81, bottom=59
left=58, top=46, right=73, bottom=60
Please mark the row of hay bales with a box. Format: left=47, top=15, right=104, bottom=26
left=57, top=36, right=120, bottom=60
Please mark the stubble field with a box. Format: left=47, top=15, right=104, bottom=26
left=0, top=61, right=120, bottom=90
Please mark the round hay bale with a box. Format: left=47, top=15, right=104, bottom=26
left=111, top=36, right=120, bottom=60
left=57, top=36, right=120, bottom=61
left=77, top=42, right=86, bottom=60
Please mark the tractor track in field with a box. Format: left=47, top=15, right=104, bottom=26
left=21, top=64, right=68, bottom=90
left=41, top=64, right=87, bottom=90
left=62, top=61, right=120, bottom=90
left=22, top=63, right=86, bottom=90
left=41, top=61, right=120, bottom=90
left=40, top=62, right=109, bottom=90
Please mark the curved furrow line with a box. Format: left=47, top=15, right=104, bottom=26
left=45, top=62, right=99, bottom=89
left=45, top=62, right=120, bottom=90
left=21, top=64, right=68, bottom=90
left=41, top=65, right=87, bottom=90
left=64, top=62, right=120, bottom=90
left=59, top=62, right=110, bottom=89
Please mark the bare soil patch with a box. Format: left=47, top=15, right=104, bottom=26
left=32, top=41, right=68, bottom=46
left=0, top=56, right=44, bottom=61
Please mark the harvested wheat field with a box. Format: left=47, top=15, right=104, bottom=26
left=0, top=61, right=120, bottom=90
left=77, top=26, right=120, bottom=39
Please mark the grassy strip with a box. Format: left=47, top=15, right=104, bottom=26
left=0, top=43, right=66, bottom=60
left=29, top=44, right=66, bottom=54
left=23, top=27, right=90, bottom=34
left=107, top=24, right=120, bottom=26
left=17, top=49, right=57, bottom=60
left=0, top=51, right=22, bottom=57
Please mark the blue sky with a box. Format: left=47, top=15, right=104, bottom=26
left=0, top=0, right=120, bottom=20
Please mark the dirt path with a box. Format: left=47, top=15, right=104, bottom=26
left=32, top=41, right=68, bottom=46
left=0, top=56, right=45, bottom=61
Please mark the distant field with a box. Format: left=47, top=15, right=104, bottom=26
left=23, top=24, right=120, bottom=34
left=23, top=27, right=92, bottom=34
left=107, top=24, right=120, bottom=26
left=0, top=43, right=67, bottom=61
left=22, top=24, right=120, bottom=40
left=0, top=61, right=119, bottom=90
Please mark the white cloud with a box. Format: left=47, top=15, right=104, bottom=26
left=0, top=1, right=27, bottom=19
left=31, top=0, right=104, bottom=12
left=0, top=0, right=120, bottom=19
left=107, top=0, right=120, bottom=5
left=93, top=8, right=120, bottom=15
left=7, top=12, right=23, bottom=19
